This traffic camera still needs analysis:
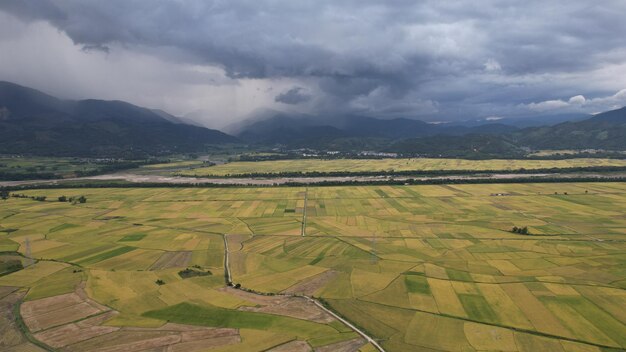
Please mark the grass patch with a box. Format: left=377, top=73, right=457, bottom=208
left=78, top=246, right=136, bottom=265
left=25, top=267, right=83, bottom=300
left=119, top=233, right=147, bottom=242
left=405, top=275, right=431, bottom=294
left=49, top=223, right=78, bottom=233
left=446, top=268, right=473, bottom=282
left=143, top=302, right=334, bottom=337
left=458, top=294, right=499, bottom=323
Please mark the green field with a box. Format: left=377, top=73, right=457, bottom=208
left=1, top=182, right=625, bottom=351
left=0, top=156, right=145, bottom=180
left=179, top=157, right=626, bottom=176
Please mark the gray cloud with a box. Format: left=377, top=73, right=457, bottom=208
left=275, top=87, right=311, bottom=105
left=1, top=0, right=626, bottom=124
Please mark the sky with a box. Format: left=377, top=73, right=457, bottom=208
left=1, top=1, right=626, bottom=128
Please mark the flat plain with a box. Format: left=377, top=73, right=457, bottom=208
left=179, top=157, right=626, bottom=176
left=1, top=182, right=625, bottom=351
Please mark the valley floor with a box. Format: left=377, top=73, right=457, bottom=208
left=1, top=183, right=625, bottom=351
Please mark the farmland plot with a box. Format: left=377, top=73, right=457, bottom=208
left=0, top=182, right=625, bottom=351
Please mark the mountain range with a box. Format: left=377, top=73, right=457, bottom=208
left=233, top=113, right=519, bottom=146
left=0, top=81, right=624, bottom=158
left=0, top=81, right=236, bottom=157
left=231, top=108, right=626, bottom=156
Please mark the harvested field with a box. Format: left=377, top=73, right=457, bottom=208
left=64, top=331, right=182, bottom=352
left=268, top=340, right=312, bottom=352
left=21, top=288, right=242, bottom=352
left=221, top=287, right=335, bottom=323
left=314, top=337, right=366, bottom=352
left=21, top=291, right=109, bottom=332
left=282, top=270, right=339, bottom=296
left=148, top=251, right=192, bottom=270
left=0, top=287, right=47, bottom=352
left=33, top=311, right=120, bottom=348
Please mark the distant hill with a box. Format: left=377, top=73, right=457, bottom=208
left=450, top=113, right=590, bottom=129
left=389, top=107, right=626, bottom=157
left=234, top=113, right=518, bottom=147
left=387, top=134, right=524, bottom=158
left=511, top=107, right=626, bottom=150
left=235, top=114, right=347, bottom=146
left=0, top=81, right=238, bottom=157
left=234, top=107, right=626, bottom=156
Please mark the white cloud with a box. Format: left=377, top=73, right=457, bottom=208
left=0, top=12, right=288, bottom=128
left=568, top=95, right=586, bottom=105
left=524, top=90, right=626, bottom=113
left=484, top=58, right=501, bottom=72
left=526, top=99, right=570, bottom=112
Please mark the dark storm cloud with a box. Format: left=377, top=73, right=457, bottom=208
left=2, top=0, right=626, bottom=121
left=275, top=87, right=311, bottom=105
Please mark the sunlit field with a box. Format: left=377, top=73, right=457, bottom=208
left=1, top=183, right=626, bottom=351
left=180, top=158, right=626, bottom=176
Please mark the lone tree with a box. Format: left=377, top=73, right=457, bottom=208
left=155, top=279, right=165, bottom=285
left=58, top=195, right=67, bottom=202
left=0, top=189, right=8, bottom=200
left=511, top=226, right=530, bottom=235
left=78, top=196, right=87, bottom=203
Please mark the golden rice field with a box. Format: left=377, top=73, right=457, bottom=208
left=179, top=157, right=626, bottom=176
left=1, top=182, right=626, bottom=351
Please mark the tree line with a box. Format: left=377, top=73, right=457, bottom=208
left=2, top=175, right=625, bottom=192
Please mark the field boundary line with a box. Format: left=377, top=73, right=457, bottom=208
left=221, top=234, right=386, bottom=351
left=223, top=235, right=232, bottom=285
left=356, top=298, right=622, bottom=350
left=301, top=187, right=308, bottom=237
left=305, top=296, right=386, bottom=352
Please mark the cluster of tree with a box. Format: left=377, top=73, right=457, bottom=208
left=178, top=266, right=212, bottom=279
left=511, top=226, right=530, bottom=235
left=0, top=258, right=24, bottom=275
left=226, top=281, right=278, bottom=295
left=10, top=193, right=47, bottom=201
left=58, top=195, right=87, bottom=203
left=6, top=192, right=88, bottom=203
